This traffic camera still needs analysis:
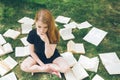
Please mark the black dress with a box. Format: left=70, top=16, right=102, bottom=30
left=27, top=29, right=60, bottom=64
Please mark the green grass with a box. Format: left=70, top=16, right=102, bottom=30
left=0, top=0, right=120, bottom=80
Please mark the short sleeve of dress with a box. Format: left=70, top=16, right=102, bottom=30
left=27, top=30, right=35, bottom=44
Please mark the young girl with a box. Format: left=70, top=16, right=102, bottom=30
left=20, top=9, right=70, bottom=78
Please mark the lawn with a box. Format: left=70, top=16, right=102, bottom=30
left=0, top=0, right=120, bottom=80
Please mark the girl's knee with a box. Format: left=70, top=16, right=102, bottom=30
left=20, top=62, right=29, bottom=72
left=20, top=63, right=25, bottom=71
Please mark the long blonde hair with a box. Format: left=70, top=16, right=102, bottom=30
left=35, top=9, right=60, bottom=44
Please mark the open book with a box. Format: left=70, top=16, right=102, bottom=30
left=65, top=63, right=89, bottom=80
left=77, top=21, right=92, bottom=29
left=83, top=27, right=108, bottom=46
left=3, top=29, right=20, bottom=40
left=0, top=72, right=17, bottom=80
left=55, top=16, right=71, bottom=24
left=15, top=46, right=30, bottom=57
left=18, top=16, right=34, bottom=25
left=99, top=52, right=120, bottom=75
left=78, top=55, right=99, bottom=72
left=63, top=22, right=78, bottom=29
left=67, top=40, right=85, bottom=54
left=0, top=56, right=18, bottom=76
left=72, top=63, right=89, bottom=80
left=21, top=23, right=32, bottom=34
left=0, top=34, right=6, bottom=45
left=61, top=52, right=77, bottom=67
left=20, top=37, right=29, bottom=46
left=64, top=70, right=77, bottom=80
left=0, top=43, right=13, bottom=56
left=59, top=28, right=75, bottom=40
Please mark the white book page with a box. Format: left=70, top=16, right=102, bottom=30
left=0, top=64, right=8, bottom=76
left=0, top=46, right=5, bottom=56
left=15, top=47, right=25, bottom=57
left=15, top=46, right=30, bottom=57
left=65, top=70, right=77, bottom=80
left=105, top=63, right=120, bottom=75
left=3, top=56, right=18, bottom=69
left=64, top=22, right=78, bottom=29
left=61, top=52, right=77, bottom=67
left=77, top=21, right=92, bottom=29
left=0, top=72, right=17, bottom=80
left=83, top=27, right=107, bottom=46
left=3, top=43, right=13, bottom=54
left=72, top=63, right=89, bottom=80
left=99, top=52, right=120, bottom=65
left=21, top=23, right=32, bottom=34
left=0, top=34, right=6, bottom=45
left=60, top=28, right=75, bottom=40
left=3, top=29, right=20, bottom=39
left=55, top=16, right=71, bottom=24
left=99, top=52, right=120, bottom=75
left=24, top=46, right=30, bottom=56
left=89, top=57, right=99, bottom=72
left=92, top=74, right=104, bottom=80
left=67, top=40, right=75, bottom=52
left=20, top=37, right=29, bottom=46
left=73, top=43, right=85, bottom=53
left=18, top=16, right=34, bottom=25
left=78, top=55, right=99, bottom=72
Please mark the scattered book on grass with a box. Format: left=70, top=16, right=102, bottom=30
left=0, top=43, right=13, bottom=56
left=18, top=16, right=34, bottom=25
left=77, top=21, right=92, bottom=29
left=15, top=46, right=30, bottom=57
left=64, top=70, right=77, bottom=80
left=99, top=52, right=120, bottom=75
left=92, top=74, right=104, bottom=80
left=65, top=63, right=89, bottom=80
left=21, top=23, right=32, bottom=34
left=0, top=56, right=18, bottom=76
left=61, top=52, right=77, bottom=67
left=0, top=34, right=6, bottom=45
left=0, top=72, right=17, bottom=80
left=20, top=37, right=29, bottom=46
left=55, top=16, right=71, bottom=24
left=3, top=29, right=20, bottom=40
left=83, top=27, right=108, bottom=46
left=59, top=28, right=75, bottom=40
left=67, top=40, right=85, bottom=54
left=72, top=62, right=89, bottom=80
left=63, top=22, right=78, bottom=29
left=78, top=55, right=99, bottom=72
left=0, top=45, right=4, bottom=56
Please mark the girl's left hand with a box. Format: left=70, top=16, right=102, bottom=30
left=40, top=34, right=49, bottom=43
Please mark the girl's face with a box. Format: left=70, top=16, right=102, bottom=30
left=36, top=21, right=48, bottom=35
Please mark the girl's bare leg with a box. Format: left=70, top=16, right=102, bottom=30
left=20, top=56, right=51, bottom=73
left=52, top=57, right=70, bottom=73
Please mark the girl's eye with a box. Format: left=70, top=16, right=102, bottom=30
left=44, top=27, right=48, bottom=29
left=38, top=26, right=41, bottom=28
